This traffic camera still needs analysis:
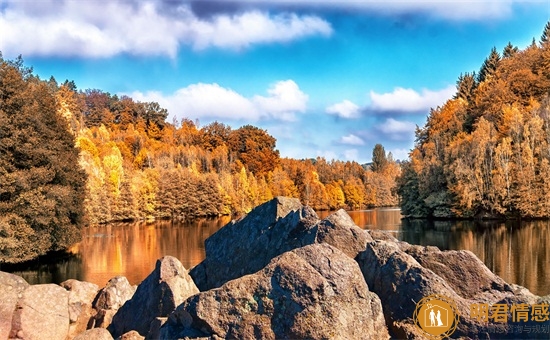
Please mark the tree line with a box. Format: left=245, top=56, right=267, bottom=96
left=397, top=22, right=550, bottom=219
left=1, top=53, right=400, bottom=262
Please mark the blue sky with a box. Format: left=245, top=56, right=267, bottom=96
left=1, top=1, right=549, bottom=163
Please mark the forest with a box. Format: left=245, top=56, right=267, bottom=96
left=0, top=54, right=399, bottom=262
left=397, top=22, right=550, bottom=219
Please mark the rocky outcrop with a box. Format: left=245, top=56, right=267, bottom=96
left=0, top=272, right=29, bottom=339
left=2, top=197, right=548, bottom=340
left=357, top=239, right=547, bottom=338
left=108, top=256, right=199, bottom=338
left=60, top=279, right=100, bottom=339
left=190, top=197, right=371, bottom=291
left=10, top=284, right=70, bottom=340
left=90, top=276, right=136, bottom=329
left=161, top=243, right=389, bottom=339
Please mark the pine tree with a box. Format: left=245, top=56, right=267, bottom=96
left=541, top=21, right=550, bottom=46
left=502, top=42, right=519, bottom=58
left=371, top=144, right=387, bottom=173
left=477, top=47, right=501, bottom=83
left=454, top=72, right=477, bottom=102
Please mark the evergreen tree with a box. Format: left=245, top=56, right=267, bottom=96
left=454, top=72, right=477, bottom=102
left=371, top=144, right=387, bottom=173
left=477, top=47, right=501, bottom=84
left=541, top=21, right=550, bottom=46
left=502, top=42, right=519, bottom=58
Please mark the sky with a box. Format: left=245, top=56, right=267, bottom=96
left=1, top=1, right=550, bottom=163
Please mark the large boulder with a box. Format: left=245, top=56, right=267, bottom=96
left=190, top=197, right=371, bottom=291
left=10, top=284, right=70, bottom=340
left=60, top=279, right=100, bottom=339
left=0, top=272, right=29, bottom=339
left=357, top=239, right=548, bottom=338
left=90, top=276, right=136, bottom=329
left=162, top=244, right=389, bottom=340
left=108, top=256, right=199, bottom=338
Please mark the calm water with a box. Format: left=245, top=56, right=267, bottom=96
left=4, top=209, right=550, bottom=296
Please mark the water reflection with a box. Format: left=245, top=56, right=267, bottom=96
left=4, top=209, right=549, bottom=296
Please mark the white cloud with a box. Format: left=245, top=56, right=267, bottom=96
left=387, top=148, right=410, bottom=162
left=237, top=0, right=516, bottom=21
left=369, top=85, right=456, bottom=113
left=0, top=1, right=332, bottom=58
left=326, top=100, right=361, bottom=119
left=376, top=118, right=416, bottom=141
left=129, top=80, right=308, bottom=122
left=344, top=149, right=359, bottom=161
left=253, top=80, right=309, bottom=121
left=340, top=134, right=365, bottom=146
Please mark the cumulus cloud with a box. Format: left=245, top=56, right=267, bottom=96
left=129, top=79, right=308, bottom=122
left=369, top=85, right=456, bottom=113
left=234, top=0, right=515, bottom=21
left=0, top=1, right=332, bottom=58
left=339, top=134, right=365, bottom=146
left=326, top=100, right=361, bottom=119
left=376, top=118, right=416, bottom=141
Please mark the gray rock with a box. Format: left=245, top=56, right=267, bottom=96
left=109, top=256, right=199, bottom=338
left=190, top=197, right=372, bottom=291
left=314, top=209, right=372, bottom=258
left=357, top=239, right=549, bottom=339
left=0, top=271, right=29, bottom=340
left=73, top=327, right=114, bottom=340
left=60, top=279, right=100, bottom=339
left=91, top=276, right=136, bottom=329
left=10, top=284, right=70, bottom=340
left=162, top=244, right=389, bottom=340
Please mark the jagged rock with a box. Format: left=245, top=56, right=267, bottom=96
left=356, top=239, right=548, bottom=338
left=190, top=197, right=371, bottom=291
left=90, top=276, right=136, bottom=329
left=73, top=327, right=114, bottom=340
left=108, top=256, right=199, bottom=338
left=0, top=272, right=29, bottom=339
left=10, top=284, right=70, bottom=340
left=314, top=209, right=372, bottom=258
left=162, top=244, right=389, bottom=340
left=60, top=279, right=100, bottom=339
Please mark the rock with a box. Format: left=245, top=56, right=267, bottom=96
left=356, top=239, right=548, bottom=338
left=90, top=276, right=136, bottom=329
left=314, top=209, right=372, bottom=258
left=190, top=197, right=372, bottom=291
left=162, top=244, right=389, bottom=340
left=117, top=330, right=145, bottom=340
left=0, top=272, right=29, bottom=340
left=73, top=327, right=114, bottom=340
left=109, top=256, right=199, bottom=338
left=10, top=284, right=69, bottom=340
left=60, top=279, right=99, bottom=339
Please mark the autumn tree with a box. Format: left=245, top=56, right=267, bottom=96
left=0, top=57, right=86, bottom=263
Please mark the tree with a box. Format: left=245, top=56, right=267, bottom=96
left=371, top=144, right=387, bottom=173
left=229, top=125, right=280, bottom=175
left=0, top=57, right=86, bottom=263
left=541, top=21, right=550, bottom=46
left=454, top=72, right=477, bottom=103
left=477, top=47, right=501, bottom=84
left=502, top=42, right=519, bottom=59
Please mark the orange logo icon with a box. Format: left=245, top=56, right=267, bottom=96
left=413, top=294, right=460, bottom=339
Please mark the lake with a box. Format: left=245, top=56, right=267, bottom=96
left=4, top=208, right=550, bottom=296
